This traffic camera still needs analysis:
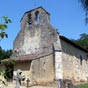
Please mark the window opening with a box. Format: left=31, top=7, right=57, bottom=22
left=80, top=55, right=83, bottom=65
left=35, top=11, right=40, bottom=24
left=43, top=61, right=46, bottom=72
left=28, top=14, right=32, bottom=27
left=86, top=55, right=88, bottom=63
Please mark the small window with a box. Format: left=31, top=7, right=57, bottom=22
left=35, top=11, right=40, bottom=24
left=86, top=55, right=88, bottom=59
left=28, top=14, right=32, bottom=27
left=43, top=61, right=46, bottom=72
left=80, top=55, right=83, bottom=65
left=86, top=55, right=88, bottom=63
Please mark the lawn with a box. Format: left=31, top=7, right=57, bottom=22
left=77, top=83, right=88, bottom=88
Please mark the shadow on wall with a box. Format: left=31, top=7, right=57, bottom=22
left=14, top=61, right=32, bottom=71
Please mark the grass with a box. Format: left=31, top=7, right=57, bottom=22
left=77, top=83, right=88, bottom=88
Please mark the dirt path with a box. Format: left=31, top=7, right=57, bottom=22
left=3, top=84, right=57, bottom=88
left=29, top=86, right=57, bottom=88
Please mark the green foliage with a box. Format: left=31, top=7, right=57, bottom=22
left=71, top=33, right=88, bottom=49
left=0, top=46, right=12, bottom=60
left=1, top=60, right=15, bottom=80
left=0, top=70, right=7, bottom=86
left=0, top=69, right=8, bottom=80
left=2, top=16, right=12, bottom=24
left=79, top=0, right=88, bottom=23
left=0, top=16, right=12, bottom=40
left=79, top=0, right=88, bottom=10
left=77, top=83, right=88, bottom=88
left=1, top=60, right=16, bottom=66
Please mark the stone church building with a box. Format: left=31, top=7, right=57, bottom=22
left=5, top=7, right=88, bottom=85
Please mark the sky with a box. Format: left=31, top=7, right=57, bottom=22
left=0, top=0, right=88, bottom=50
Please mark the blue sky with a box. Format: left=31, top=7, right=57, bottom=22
left=0, top=0, right=88, bottom=50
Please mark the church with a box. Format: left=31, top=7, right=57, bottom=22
left=2, top=7, right=88, bottom=86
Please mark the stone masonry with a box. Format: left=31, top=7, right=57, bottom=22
left=10, top=7, right=88, bottom=87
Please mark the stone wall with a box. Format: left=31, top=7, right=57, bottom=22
left=13, top=54, right=54, bottom=85
left=12, top=7, right=88, bottom=85
left=54, top=34, right=63, bottom=80
left=60, top=38, right=88, bottom=82
left=13, top=7, right=57, bottom=57
left=14, top=61, right=32, bottom=78
left=12, top=7, right=57, bottom=85
left=30, top=54, right=54, bottom=84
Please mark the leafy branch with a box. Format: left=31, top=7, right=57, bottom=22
left=0, top=16, right=12, bottom=40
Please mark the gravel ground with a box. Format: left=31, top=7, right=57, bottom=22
left=2, top=84, right=57, bottom=88
left=29, top=86, right=57, bottom=88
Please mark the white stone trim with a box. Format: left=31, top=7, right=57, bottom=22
left=55, top=51, right=63, bottom=80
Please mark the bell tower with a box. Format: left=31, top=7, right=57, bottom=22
left=13, top=7, right=57, bottom=56
left=20, top=7, right=50, bottom=28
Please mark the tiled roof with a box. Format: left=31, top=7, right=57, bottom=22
left=2, top=52, right=53, bottom=62
left=59, top=35, right=88, bottom=52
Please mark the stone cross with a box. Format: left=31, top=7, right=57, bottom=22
left=26, top=78, right=30, bottom=88
left=13, top=70, right=25, bottom=88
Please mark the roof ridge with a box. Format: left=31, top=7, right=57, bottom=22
left=20, top=6, right=50, bottom=22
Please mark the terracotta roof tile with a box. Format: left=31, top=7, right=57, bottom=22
left=9, top=52, right=53, bottom=62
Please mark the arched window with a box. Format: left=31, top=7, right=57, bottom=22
left=35, top=11, right=40, bottom=24
left=28, top=14, right=32, bottom=27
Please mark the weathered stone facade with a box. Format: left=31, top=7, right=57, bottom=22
left=60, top=36, right=88, bottom=81
left=11, top=7, right=88, bottom=86
left=13, top=7, right=57, bottom=56
left=13, top=54, right=54, bottom=84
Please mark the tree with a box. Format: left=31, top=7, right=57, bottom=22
left=0, top=16, right=11, bottom=40
left=0, top=46, right=12, bottom=60
left=79, top=0, right=88, bottom=22
left=79, top=0, right=88, bottom=10
left=71, top=33, right=88, bottom=49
